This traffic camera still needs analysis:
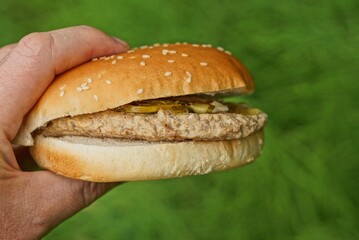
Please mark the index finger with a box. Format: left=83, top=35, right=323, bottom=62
left=0, top=25, right=129, bottom=141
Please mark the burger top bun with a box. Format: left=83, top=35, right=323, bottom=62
left=14, top=43, right=254, bottom=146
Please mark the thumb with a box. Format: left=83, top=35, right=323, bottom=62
left=22, top=171, right=120, bottom=236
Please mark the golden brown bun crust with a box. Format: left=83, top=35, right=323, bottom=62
left=14, top=43, right=254, bottom=146
left=30, top=131, right=264, bottom=182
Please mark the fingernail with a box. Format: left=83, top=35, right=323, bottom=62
left=112, top=37, right=130, bottom=50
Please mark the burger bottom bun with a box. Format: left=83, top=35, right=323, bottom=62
left=30, top=131, right=264, bottom=182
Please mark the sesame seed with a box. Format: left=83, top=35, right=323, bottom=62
left=137, top=88, right=143, bottom=95
left=142, top=54, right=150, bottom=59
left=168, top=59, right=175, bottom=63
left=153, top=43, right=160, bottom=47
left=112, top=60, right=117, bottom=64
left=59, top=90, right=65, bottom=97
left=110, top=55, right=115, bottom=59
left=76, top=87, right=82, bottom=92
left=200, top=62, right=208, bottom=66
left=164, top=71, right=172, bottom=76
left=149, top=46, right=154, bottom=49
left=117, top=55, right=123, bottom=59
left=87, top=78, right=93, bottom=83
left=217, top=46, right=224, bottom=51
left=192, top=44, right=199, bottom=47
left=163, top=43, right=169, bottom=47
left=92, top=58, right=98, bottom=61
left=185, top=76, right=192, bottom=83
left=162, top=49, right=169, bottom=55
left=202, top=44, right=208, bottom=47
left=175, top=42, right=181, bottom=45
left=186, top=71, right=192, bottom=77
left=80, top=83, right=89, bottom=90
left=182, top=42, right=188, bottom=44
left=104, top=57, right=111, bottom=60
left=105, top=80, right=112, bottom=85
left=93, top=95, right=99, bottom=101
left=140, top=61, right=146, bottom=66
left=99, top=56, right=106, bottom=60
left=97, top=74, right=102, bottom=79
left=207, top=44, right=212, bottom=47
left=60, top=85, right=66, bottom=90
left=140, top=45, right=148, bottom=49
left=127, top=50, right=135, bottom=53
left=169, top=50, right=176, bottom=54
left=128, top=56, right=136, bottom=59
left=181, top=53, right=188, bottom=57
left=225, top=50, right=232, bottom=55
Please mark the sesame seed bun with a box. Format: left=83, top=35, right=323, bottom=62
left=13, top=43, right=265, bottom=182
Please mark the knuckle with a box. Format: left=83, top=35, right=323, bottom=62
left=17, top=32, right=53, bottom=59
left=81, top=182, right=100, bottom=207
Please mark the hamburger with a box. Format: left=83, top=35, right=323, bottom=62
left=13, top=43, right=267, bottom=182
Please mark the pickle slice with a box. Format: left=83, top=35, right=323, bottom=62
left=122, top=105, right=162, bottom=113
left=122, top=104, right=188, bottom=113
left=114, top=96, right=265, bottom=114
left=118, top=98, right=261, bottom=115
left=228, top=103, right=262, bottom=115
left=189, top=103, right=215, bottom=113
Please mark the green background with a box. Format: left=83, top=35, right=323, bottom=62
left=1, top=0, right=358, bottom=239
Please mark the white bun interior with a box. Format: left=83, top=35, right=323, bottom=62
left=30, top=131, right=264, bottom=182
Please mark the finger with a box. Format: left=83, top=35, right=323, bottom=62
left=0, top=137, right=21, bottom=171
left=23, top=171, right=121, bottom=236
left=1, top=170, right=121, bottom=238
left=0, top=25, right=129, bottom=141
left=0, top=43, right=17, bottom=63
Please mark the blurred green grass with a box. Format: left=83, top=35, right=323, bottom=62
left=1, top=0, right=358, bottom=239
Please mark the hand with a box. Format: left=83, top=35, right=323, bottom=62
left=0, top=26, right=129, bottom=239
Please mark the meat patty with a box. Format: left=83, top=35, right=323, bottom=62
left=38, top=109, right=267, bottom=141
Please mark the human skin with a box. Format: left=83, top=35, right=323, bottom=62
left=0, top=26, right=129, bottom=239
